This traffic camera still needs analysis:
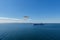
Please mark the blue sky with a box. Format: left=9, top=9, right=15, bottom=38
left=0, top=0, right=60, bottom=23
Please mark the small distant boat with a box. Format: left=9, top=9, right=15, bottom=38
left=33, top=23, right=44, bottom=25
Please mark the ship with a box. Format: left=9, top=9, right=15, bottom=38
left=23, top=16, right=45, bottom=25
left=33, top=23, right=45, bottom=25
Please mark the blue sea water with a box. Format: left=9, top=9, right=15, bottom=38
left=0, top=23, right=60, bottom=40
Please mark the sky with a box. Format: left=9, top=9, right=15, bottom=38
left=0, top=0, right=60, bottom=23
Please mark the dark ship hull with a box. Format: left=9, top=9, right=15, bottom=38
left=34, top=23, right=44, bottom=25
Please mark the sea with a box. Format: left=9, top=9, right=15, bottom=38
left=0, top=23, right=60, bottom=40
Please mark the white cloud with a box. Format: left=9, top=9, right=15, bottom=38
left=0, top=17, right=24, bottom=23
left=0, top=17, right=20, bottom=20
